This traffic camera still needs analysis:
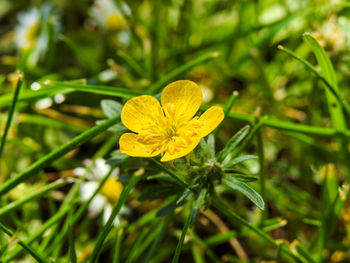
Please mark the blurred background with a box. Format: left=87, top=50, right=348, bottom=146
left=1, top=0, right=350, bottom=262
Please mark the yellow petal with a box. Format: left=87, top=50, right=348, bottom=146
left=119, top=133, right=161, bottom=157
left=198, top=106, right=224, bottom=137
left=161, top=80, right=202, bottom=122
left=160, top=136, right=201, bottom=162
left=121, top=95, right=164, bottom=133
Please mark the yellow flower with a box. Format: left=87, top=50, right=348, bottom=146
left=119, top=80, right=224, bottom=162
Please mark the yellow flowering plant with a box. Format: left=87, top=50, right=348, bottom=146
left=103, top=80, right=264, bottom=223
left=119, top=80, right=224, bottom=162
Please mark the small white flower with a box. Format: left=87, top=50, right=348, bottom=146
left=74, top=158, right=127, bottom=226
left=14, top=8, right=41, bottom=50
left=14, top=5, right=60, bottom=68
left=90, top=0, right=128, bottom=30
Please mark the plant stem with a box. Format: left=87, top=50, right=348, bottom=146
left=0, top=77, right=23, bottom=159
left=0, top=115, right=121, bottom=197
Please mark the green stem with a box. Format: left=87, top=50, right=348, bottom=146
left=151, top=159, right=189, bottom=187
left=172, top=213, right=191, bottom=263
left=212, top=197, right=303, bottom=263
left=89, top=174, right=142, bottom=263
left=0, top=115, right=121, bottom=197
left=5, top=204, right=72, bottom=262
left=257, top=129, right=267, bottom=220
left=0, top=77, right=23, bottom=159
left=148, top=52, right=219, bottom=93
left=0, top=223, right=50, bottom=263
left=213, top=91, right=239, bottom=136
left=143, top=212, right=174, bottom=263
left=278, top=45, right=350, bottom=118
left=227, top=112, right=350, bottom=137
left=0, top=180, right=66, bottom=217
left=46, top=167, right=115, bottom=256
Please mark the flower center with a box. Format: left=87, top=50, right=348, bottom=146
left=106, top=13, right=125, bottom=30
left=165, top=125, right=177, bottom=138
left=100, top=179, right=123, bottom=204
left=25, top=22, right=40, bottom=50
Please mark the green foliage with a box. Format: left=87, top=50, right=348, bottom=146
left=1, top=0, right=350, bottom=262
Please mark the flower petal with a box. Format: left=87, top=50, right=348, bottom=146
left=103, top=204, right=121, bottom=226
left=80, top=182, right=99, bottom=201
left=160, top=136, right=201, bottom=162
left=121, top=95, right=164, bottom=133
left=198, top=106, right=224, bottom=137
left=119, top=133, right=161, bottom=157
left=161, top=80, right=202, bottom=122
left=88, top=194, right=107, bottom=216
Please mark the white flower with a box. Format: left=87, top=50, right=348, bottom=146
left=14, top=5, right=60, bottom=68
left=14, top=8, right=41, bottom=50
left=74, top=158, right=127, bottom=226
left=90, top=0, right=129, bottom=30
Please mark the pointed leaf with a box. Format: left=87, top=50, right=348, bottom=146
left=223, top=175, right=264, bottom=210
left=223, top=154, right=258, bottom=168
left=191, top=189, right=207, bottom=225
left=218, top=125, right=250, bottom=162
left=138, top=184, right=184, bottom=201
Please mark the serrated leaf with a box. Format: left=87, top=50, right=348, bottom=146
left=223, top=155, right=258, bottom=168
left=138, top=184, right=183, bottom=201
left=101, top=99, right=123, bottom=118
left=223, top=175, right=264, bottom=210
left=218, top=125, right=250, bottom=162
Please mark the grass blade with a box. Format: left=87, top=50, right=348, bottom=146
left=4, top=204, right=73, bottom=262
left=0, top=76, right=23, bottom=158
left=171, top=213, right=191, bottom=263
left=0, top=223, right=50, bottom=263
left=212, top=198, right=303, bottom=263
left=148, top=51, right=219, bottom=93
left=89, top=174, right=142, bottom=263
left=0, top=114, right=121, bottom=197
left=0, top=179, right=66, bottom=217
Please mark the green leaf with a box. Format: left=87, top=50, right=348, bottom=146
left=0, top=114, right=121, bottom=197
left=101, top=100, right=123, bottom=119
left=222, top=175, right=264, bottom=210
left=89, top=174, right=141, bottom=263
left=191, top=189, right=207, bottom=225
left=303, top=33, right=347, bottom=131
left=0, top=78, right=23, bottom=158
left=156, top=197, right=190, bottom=217
left=224, top=173, right=258, bottom=182
left=223, top=154, right=257, bottom=168
left=107, top=150, right=128, bottom=164
left=171, top=214, right=192, bottom=263
left=217, top=125, right=250, bottom=162
left=138, top=184, right=184, bottom=201
left=68, top=222, right=77, bottom=263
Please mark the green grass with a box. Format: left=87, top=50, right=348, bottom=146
left=1, top=0, right=350, bottom=262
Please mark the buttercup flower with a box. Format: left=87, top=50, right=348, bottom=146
left=74, top=158, right=127, bottom=226
left=119, top=80, right=224, bottom=162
